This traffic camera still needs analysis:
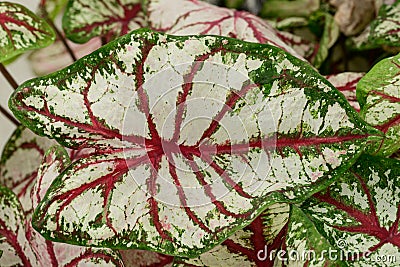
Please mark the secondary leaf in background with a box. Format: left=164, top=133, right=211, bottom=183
left=37, top=0, right=69, bottom=20
left=62, top=0, right=146, bottom=44
left=179, top=155, right=400, bottom=266
left=0, top=126, right=57, bottom=215
left=357, top=53, right=400, bottom=156
left=0, top=185, right=38, bottom=266
left=146, top=0, right=305, bottom=60
left=325, top=72, right=364, bottom=112
left=29, top=37, right=102, bottom=76
left=275, top=31, right=316, bottom=62
left=176, top=203, right=344, bottom=266
left=309, top=11, right=340, bottom=68
left=0, top=142, right=125, bottom=266
left=10, top=29, right=381, bottom=256
left=174, top=203, right=292, bottom=266
left=350, top=1, right=400, bottom=50
left=260, top=0, right=320, bottom=18
left=28, top=147, right=123, bottom=266
left=330, top=0, right=376, bottom=36
left=302, top=155, right=400, bottom=266
left=0, top=2, right=55, bottom=63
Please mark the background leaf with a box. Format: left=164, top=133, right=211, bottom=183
left=0, top=2, right=55, bottom=63
left=146, top=0, right=305, bottom=60
left=0, top=185, right=38, bottom=266
left=0, top=126, right=57, bottom=215
left=62, top=0, right=146, bottom=43
left=302, top=155, right=400, bottom=266
left=350, top=1, right=400, bottom=50
left=325, top=72, right=364, bottom=112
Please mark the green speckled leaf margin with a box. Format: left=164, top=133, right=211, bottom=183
left=0, top=2, right=55, bottom=63
left=357, top=53, right=400, bottom=156
left=9, top=28, right=382, bottom=257
left=62, top=0, right=145, bottom=43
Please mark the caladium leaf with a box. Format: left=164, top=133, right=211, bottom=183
left=301, top=155, right=400, bottom=266
left=0, top=126, right=57, bottom=215
left=181, top=155, right=400, bottom=266
left=146, top=0, right=305, bottom=60
left=119, top=249, right=174, bottom=266
left=10, top=29, right=381, bottom=256
left=0, top=185, right=38, bottom=266
left=350, top=1, right=400, bottom=50
left=276, top=30, right=316, bottom=63
left=38, top=0, right=69, bottom=20
left=30, top=147, right=124, bottom=267
left=31, top=145, right=71, bottom=212
left=0, top=2, right=55, bottom=63
left=62, top=0, right=145, bottom=44
left=260, top=0, right=320, bottom=18
left=325, top=72, right=364, bottom=112
left=310, top=12, right=340, bottom=68
left=357, top=53, right=400, bottom=156
left=0, top=145, right=125, bottom=266
left=29, top=37, right=102, bottom=76
left=176, top=203, right=346, bottom=266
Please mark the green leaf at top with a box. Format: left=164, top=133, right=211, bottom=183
left=0, top=2, right=55, bottom=63
left=10, top=28, right=382, bottom=256
left=62, top=0, right=145, bottom=44
left=357, top=53, right=400, bottom=156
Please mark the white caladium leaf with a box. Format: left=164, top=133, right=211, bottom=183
left=29, top=147, right=124, bottom=267
left=325, top=72, right=364, bottom=112
left=62, top=0, right=145, bottom=44
left=350, top=1, right=400, bottom=50
left=31, top=145, right=71, bottom=212
left=10, top=29, right=381, bottom=256
left=1, top=144, right=124, bottom=266
left=0, top=2, right=55, bottom=63
left=0, top=185, right=38, bottom=266
left=29, top=37, right=102, bottom=76
left=0, top=126, right=57, bottom=215
left=357, top=53, right=400, bottom=156
left=119, top=249, right=174, bottom=266
left=146, top=0, right=305, bottom=60
left=302, top=155, right=400, bottom=266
